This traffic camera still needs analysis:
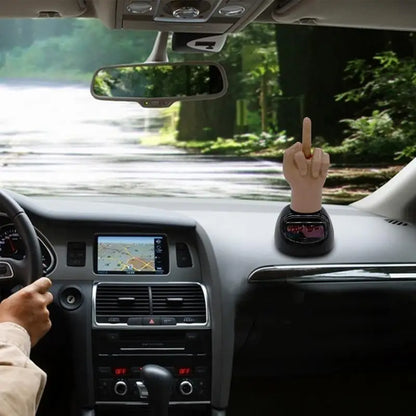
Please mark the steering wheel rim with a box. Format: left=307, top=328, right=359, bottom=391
left=0, top=190, right=43, bottom=286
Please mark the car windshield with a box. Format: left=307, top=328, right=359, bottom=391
left=0, top=19, right=410, bottom=203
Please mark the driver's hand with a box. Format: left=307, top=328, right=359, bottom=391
left=0, top=277, right=53, bottom=347
left=283, top=117, right=330, bottom=213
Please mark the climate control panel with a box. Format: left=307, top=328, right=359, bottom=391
left=96, top=362, right=210, bottom=402
left=93, top=329, right=211, bottom=405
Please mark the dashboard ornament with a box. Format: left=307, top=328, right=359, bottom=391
left=276, top=117, right=334, bottom=256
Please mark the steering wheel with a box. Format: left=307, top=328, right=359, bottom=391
left=0, top=191, right=43, bottom=286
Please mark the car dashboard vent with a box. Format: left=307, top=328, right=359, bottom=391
left=95, top=283, right=207, bottom=326
left=95, top=285, right=150, bottom=322
left=385, top=218, right=408, bottom=226
left=151, top=285, right=206, bottom=316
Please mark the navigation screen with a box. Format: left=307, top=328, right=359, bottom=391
left=95, top=235, right=168, bottom=274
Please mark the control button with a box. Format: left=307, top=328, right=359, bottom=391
left=178, top=367, right=192, bottom=376
left=196, top=379, right=207, bottom=389
left=113, top=367, right=128, bottom=376
left=97, top=366, right=111, bottom=375
left=98, top=378, right=112, bottom=395
left=161, top=317, right=176, bottom=326
left=176, top=242, right=192, bottom=268
left=114, top=380, right=128, bottom=396
left=142, top=317, right=161, bottom=325
left=127, top=317, right=142, bottom=325
left=106, top=333, right=119, bottom=341
left=131, top=366, right=142, bottom=375
left=67, top=242, right=86, bottom=267
left=0, top=263, right=12, bottom=277
left=194, top=366, right=208, bottom=375
left=136, top=381, right=149, bottom=399
left=108, top=317, right=121, bottom=324
left=179, top=380, right=193, bottom=396
left=183, top=317, right=199, bottom=324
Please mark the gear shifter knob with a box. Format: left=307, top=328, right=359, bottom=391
left=141, top=364, right=174, bottom=416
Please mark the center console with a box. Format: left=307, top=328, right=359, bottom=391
left=92, top=282, right=211, bottom=414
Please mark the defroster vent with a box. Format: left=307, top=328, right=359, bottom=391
left=95, top=283, right=208, bottom=326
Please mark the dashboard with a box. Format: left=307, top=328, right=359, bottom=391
left=2, top=193, right=416, bottom=416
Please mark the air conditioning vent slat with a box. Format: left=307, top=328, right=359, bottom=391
left=95, top=284, right=207, bottom=325
left=151, top=285, right=206, bottom=316
left=96, top=285, right=150, bottom=316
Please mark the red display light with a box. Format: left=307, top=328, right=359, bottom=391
left=114, top=367, right=128, bottom=376
left=178, top=367, right=191, bottom=376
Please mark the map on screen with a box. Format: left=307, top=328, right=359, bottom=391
left=97, top=236, right=161, bottom=273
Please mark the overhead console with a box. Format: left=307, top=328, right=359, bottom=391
left=111, top=0, right=275, bottom=33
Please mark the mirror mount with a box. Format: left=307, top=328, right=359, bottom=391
left=145, top=32, right=170, bottom=64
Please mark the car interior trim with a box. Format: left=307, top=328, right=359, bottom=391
left=35, top=228, right=57, bottom=275
left=96, top=400, right=211, bottom=405
left=248, top=263, right=416, bottom=283
left=92, top=281, right=211, bottom=329
left=0, top=261, right=14, bottom=279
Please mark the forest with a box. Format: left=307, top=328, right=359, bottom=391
left=0, top=18, right=416, bottom=165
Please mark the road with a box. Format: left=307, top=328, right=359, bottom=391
left=0, top=81, right=288, bottom=200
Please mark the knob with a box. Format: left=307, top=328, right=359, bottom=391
left=179, top=380, right=193, bottom=396
left=114, top=380, right=128, bottom=396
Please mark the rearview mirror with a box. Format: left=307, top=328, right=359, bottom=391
left=91, top=62, right=228, bottom=108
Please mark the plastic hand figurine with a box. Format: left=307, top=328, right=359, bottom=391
left=277, top=117, right=333, bottom=256
left=283, top=117, right=330, bottom=213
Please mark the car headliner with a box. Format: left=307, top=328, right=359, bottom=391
left=1, top=0, right=415, bottom=33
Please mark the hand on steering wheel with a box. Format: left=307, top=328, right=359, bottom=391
left=0, top=277, right=53, bottom=346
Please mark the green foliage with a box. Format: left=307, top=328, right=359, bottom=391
left=0, top=19, right=156, bottom=81
left=336, top=51, right=416, bottom=120
left=178, top=132, right=293, bottom=156
left=94, top=64, right=219, bottom=99
left=216, top=24, right=280, bottom=134
left=335, top=50, right=416, bottom=161
left=328, top=111, right=407, bottom=162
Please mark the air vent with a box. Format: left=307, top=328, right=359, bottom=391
left=385, top=218, right=408, bottom=226
left=95, top=285, right=150, bottom=324
left=94, top=283, right=208, bottom=326
left=151, top=285, right=206, bottom=317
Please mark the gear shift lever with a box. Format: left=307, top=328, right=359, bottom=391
left=141, top=364, right=174, bottom=416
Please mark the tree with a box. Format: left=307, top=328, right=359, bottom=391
left=335, top=51, right=416, bottom=161
left=176, top=24, right=279, bottom=141
left=275, top=25, right=413, bottom=144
